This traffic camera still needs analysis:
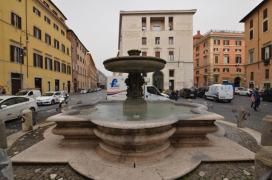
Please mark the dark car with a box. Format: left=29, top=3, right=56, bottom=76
left=197, top=87, right=208, bottom=98
left=262, top=88, right=272, bottom=102
left=180, top=88, right=197, bottom=99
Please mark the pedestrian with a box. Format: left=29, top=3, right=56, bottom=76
left=251, top=88, right=261, bottom=111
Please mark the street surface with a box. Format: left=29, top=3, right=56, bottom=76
left=5, top=91, right=270, bottom=136
left=5, top=91, right=106, bottom=136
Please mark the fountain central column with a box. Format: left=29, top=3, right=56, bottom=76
left=125, top=73, right=145, bottom=99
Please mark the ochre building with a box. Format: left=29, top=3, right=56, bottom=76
left=193, top=30, right=245, bottom=87
left=240, top=0, right=272, bottom=89
left=0, top=0, right=72, bottom=94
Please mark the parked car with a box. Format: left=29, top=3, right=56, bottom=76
left=262, top=88, right=272, bottom=102
left=16, top=89, right=41, bottom=99
left=36, top=91, right=61, bottom=105
left=235, top=87, right=252, bottom=96
left=197, top=87, right=208, bottom=98
left=0, top=96, right=38, bottom=122
left=180, top=88, right=197, bottom=99
left=80, top=89, right=88, bottom=94
left=205, top=84, right=233, bottom=102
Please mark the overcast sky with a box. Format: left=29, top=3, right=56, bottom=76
left=52, top=0, right=262, bottom=76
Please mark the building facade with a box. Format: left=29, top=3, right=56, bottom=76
left=97, top=70, right=107, bottom=89
left=193, top=30, right=245, bottom=87
left=240, top=0, right=272, bottom=90
left=67, top=30, right=95, bottom=92
left=86, top=53, right=97, bottom=89
left=118, top=10, right=196, bottom=91
left=0, top=0, right=72, bottom=94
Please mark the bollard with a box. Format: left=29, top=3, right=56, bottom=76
left=255, top=115, right=272, bottom=179
left=235, top=107, right=249, bottom=128
left=0, top=149, right=14, bottom=180
left=21, top=109, right=33, bottom=132
left=0, top=120, right=7, bottom=149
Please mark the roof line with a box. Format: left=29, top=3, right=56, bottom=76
left=240, top=0, right=267, bottom=22
left=120, top=9, right=197, bottom=15
left=48, top=0, right=67, bottom=20
left=67, top=29, right=89, bottom=52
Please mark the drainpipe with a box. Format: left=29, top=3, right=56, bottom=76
left=25, top=0, right=29, bottom=78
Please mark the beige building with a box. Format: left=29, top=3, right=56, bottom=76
left=118, top=10, right=196, bottom=91
left=193, top=30, right=245, bottom=87
left=240, top=0, right=272, bottom=90
left=97, top=70, right=107, bottom=89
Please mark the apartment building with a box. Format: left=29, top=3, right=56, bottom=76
left=193, top=30, right=245, bottom=87
left=97, top=70, right=107, bottom=89
left=86, top=53, right=97, bottom=89
left=240, top=0, right=272, bottom=89
left=0, top=0, right=72, bottom=94
left=118, top=10, right=196, bottom=91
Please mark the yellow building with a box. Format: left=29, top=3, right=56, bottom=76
left=0, top=0, right=72, bottom=94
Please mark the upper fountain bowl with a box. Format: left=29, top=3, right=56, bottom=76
left=103, top=50, right=166, bottom=73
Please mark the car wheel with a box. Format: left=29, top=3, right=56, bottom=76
left=51, top=100, right=55, bottom=105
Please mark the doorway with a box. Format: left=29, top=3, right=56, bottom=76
left=11, top=73, right=22, bottom=95
left=153, top=71, right=164, bottom=91
left=35, top=77, right=42, bottom=93
left=234, top=77, right=241, bottom=87
left=169, top=80, right=174, bottom=91
left=55, top=79, right=60, bottom=91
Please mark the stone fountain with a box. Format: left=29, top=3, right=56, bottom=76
left=11, top=50, right=255, bottom=180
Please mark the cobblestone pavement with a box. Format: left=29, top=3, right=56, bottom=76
left=9, top=122, right=260, bottom=179
left=180, top=95, right=271, bottom=133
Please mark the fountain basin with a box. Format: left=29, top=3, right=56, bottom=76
left=47, top=100, right=223, bottom=163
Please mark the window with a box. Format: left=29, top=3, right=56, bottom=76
left=53, top=23, right=59, bottom=31
left=214, top=39, right=220, bottom=45
left=33, top=26, right=41, bottom=40
left=61, top=44, right=65, bottom=53
left=263, top=8, right=268, bottom=19
left=249, top=29, right=254, bottom=40
left=214, top=56, right=219, bottom=64
left=224, top=55, right=229, bottom=64
left=169, top=51, right=174, bottom=61
left=52, top=10, right=58, bottom=16
left=263, top=20, right=268, bottom=32
left=61, top=30, right=65, bottom=36
left=54, top=39, right=59, bottom=49
left=155, top=51, right=160, bottom=58
left=45, top=57, right=53, bottom=70
left=45, top=33, right=51, bottom=45
left=236, top=68, right=242, bottom=72
left=250, top=72, right=254, bottom=81
left=43, top=1, right=49, bottom=8
left=264, top=83, right=271, bottom=90
left=142, top=17, right=146, bottom=31
left=223, top=68, right=229, bottom=72
left=169, top=37, right=174, bottom=45
left=155, top=37, right=160, bottom=45
left=235, top=49, right=242, bottom=53
left=213, top=68, right=220, bottom=72
left=61, top=63, right=67, bottom=73
left=169, top=70, right=174, bottom=77
left=223, top=48, right=230, bottom=53
left=142, top=51, right=147, bottom=56
left=265, top=69, right=269, bottom=79
left=33, top=53, right=43, bottom=68
left=214, top=48, right=219, bottom=52
left=169, top=17, right=173, bottom=30
left=1, top=98, right=17, bottom=106
left=223, top=40, right=229, bottom=45
left=44, top=16, right=51, bottom=24
left=152, top=25, right=161, bottom=32
left=249, top=50, right=254, bottom=64
left=235, top=40, right=242, bottom=46
left=142, top=37, right=147, bottom=45
left=250, top=19, right=253, bottom=28
left=54, top=60, right=60, bottom=72
left=33, top=7, right=41, bottom=16
left=262, top=45, right=271, bottom=60
left=235, top=56, right=242, bottom=64
left=67, top=65, right=71, bottom=75
left=11, top=12, right=22, bottom=29
left=10, top=45, right=24, bottom=64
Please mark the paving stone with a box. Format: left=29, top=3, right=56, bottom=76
left=198, top=171, right=206, bottom=177
left=50, top=174, right=57, bottom=180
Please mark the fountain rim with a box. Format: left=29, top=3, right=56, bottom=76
left=103, top=56, right=167, bottom=65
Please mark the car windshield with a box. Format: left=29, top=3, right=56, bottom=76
left=43, top=92, right=54, bottom=96
left=16, top=90, right=28, bottom=95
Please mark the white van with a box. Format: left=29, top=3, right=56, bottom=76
left=16, top=89, right=41, bottom=99
left=205, top=84, right=233, bottom=102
